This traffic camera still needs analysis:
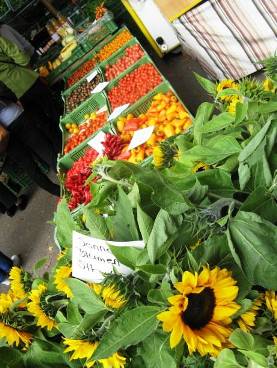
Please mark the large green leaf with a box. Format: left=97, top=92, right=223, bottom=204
left=108, top=244, right=145, bottom=270
left=194, top=73, right=217, bottom=96
left=239, top=116, right=273, bottom=162
left=228, top=211, right=277, bottom=288
left=137, top=204, right=154, bottom=243
left=54, top=199, right=79, bottom=249
left=83, top=204, right=110, bottom=239
left=215, top=349, right=243, bottom=368
left=201, top=112, right=235, bottom=133
left=240, top=186, right=277, bottom=223
left=67, top=278, right=107, bottom=313
left=24, top=339, right=78, bottom=368
left=92, top=306, right=161, bottom=359
left=186, top=136, right=241, bottom=165
left=0, top=347, right=24, bottom=368
left=193, top=102, right=214, bottom=145
left=59, top=310, right=107, bottom=339
left=111, top=186, right=140, bottom=241
left=139, top=332, right=177, bottom=368
left=147, top=209, right=183, bottom=263
left=192, top=235, right=251, bottom=300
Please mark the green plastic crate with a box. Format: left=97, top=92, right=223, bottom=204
left=63, top=65, right=103, bottom=101
left=2, top=154, right=49, bottom=194
left=58, top=121, right=112, bottom=171
left=98, top=37, right=146, bottom=81
left=80, top=19, right=118, bottom=52
left=47, top=45, right=86, bottom=84
left=105, top=55, right=164, bottom=112
left=60, top=91, right=108, bottom=129
left=63, top=49, right=99, bottom=87
left=63, top=26, right=132, bottom=87
left=59, top=93, right=110, bottom=169
left=109, top=80, right=192, bottom=130
left=109, top=80, right=193, bottom=166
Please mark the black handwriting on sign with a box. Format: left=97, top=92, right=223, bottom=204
left=78, top=239, right=111, bottom=253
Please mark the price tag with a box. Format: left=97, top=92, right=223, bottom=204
left=86, top=70, right=98, bottom=83
left=108, top=104, right=130, bottom=121
left=91, top=81, right=109, bottom=94
left=72, top=231, right=145, bottom=283
left=128, top=126, right=155, bottom=150
left=87, top=131, right=106, bottom=154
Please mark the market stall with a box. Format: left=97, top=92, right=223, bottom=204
left=0, top=2, right=277, bottom=368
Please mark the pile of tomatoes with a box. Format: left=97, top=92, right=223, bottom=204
left=107, top=63, right=162, bottom=110
left=63, top=112, right=107, bottom=154
left=65, top=148, right=99, bottom=210
left=66, top=57, right=98, bottom=88
left=105, top=44, right=144, bottom=81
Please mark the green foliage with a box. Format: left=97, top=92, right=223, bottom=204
left=92, top=306, right=161, bottom=359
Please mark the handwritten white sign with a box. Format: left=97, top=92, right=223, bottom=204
left=72, top=231, right=145, bottom=283
left=108, top=104, right=130, bottom=121
left=91, top=81, right=109, bottom=94
left=87, top=131, right=106, bottom=154
left=86, top=70, right=98, bottom=83
left=128, top=125, right=155, bottom=150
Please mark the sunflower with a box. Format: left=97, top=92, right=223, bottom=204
left=0, top=322, right=32, bottom=347
left=153, top=146, right=164, bottom=168
left=237, top=295, right=263, bottom=332
left=153, top=141, right=178, bottom=169
left=91, top=283, right=127, bottom=309
left=265, top=291, right=277, bottom=320
left=192, top=162, right=209, bottom=173
left=54, top=266, right=73, bottom=299
left=0, top=292, right=32, bottom=347
left=64, top=339, right=126, bottom=368
left=0, top=291, right=14, bottom=313
left=27, top=284, right=56, bottom=330
left=227, top=96, right=243, bottom=115
left=9, top=266, right=31, bottom=301
left=216, top=79, right=239, bottom=102
left=263, top=78, right=276, bottom=93
left=157, top=266, right=240, bottom=357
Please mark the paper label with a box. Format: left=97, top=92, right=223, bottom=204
left=87, top=131, right=106, bottom=154
left=108, top=104, right=130, bottom=121
left=86, top=70, right=98, bottom=83
left=128, top=126, right=155, bottom=150
left=72, top=231, right=145, bottom=283
left=91, top=81, right=109, bottom=94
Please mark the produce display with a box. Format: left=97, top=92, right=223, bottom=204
left=66, top=57, right=98, bottom=87
left=65, top=148, right=98, bottom=210
left=115, top=91, right=192, bottom=163
left=97, top=29, right=133, bottom=62
left=63, top=111, right=107, bottom=154
left=108, top=63, right=162, bottom=110
left=3, top=23, right=277, bottom=368
left=104, top=44, right=144, bottom=81
left=65, top=74, right=101, bottom=113
left=65, top=133, right=124, bottom=209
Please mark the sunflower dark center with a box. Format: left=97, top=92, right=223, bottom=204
left=181, top=287, right=215, bottom=330
left=196, top=165, right=206, bottom=172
